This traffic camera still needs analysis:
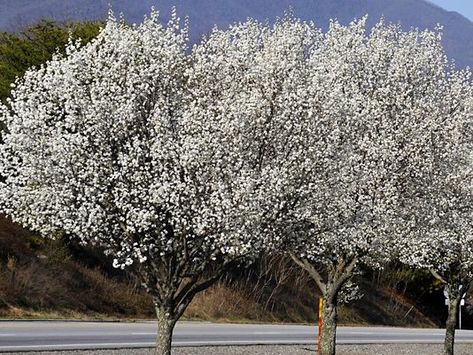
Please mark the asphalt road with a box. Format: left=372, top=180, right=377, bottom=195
left=1, top=321, right=473, bottom=352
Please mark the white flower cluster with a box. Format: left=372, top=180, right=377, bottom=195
left=0, top=11, right=471, bottom=301
left=0, top=11, right=254, bottom=273
left=192, top=16, right=473, bottom=287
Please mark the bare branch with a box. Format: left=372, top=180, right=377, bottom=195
left=289, top=252, right=326, bottom=292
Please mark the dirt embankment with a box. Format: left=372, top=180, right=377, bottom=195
left=0, top=215, right=450, bottom=327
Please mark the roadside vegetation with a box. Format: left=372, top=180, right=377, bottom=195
left=0, top=10, right=471, bottom=355
left=0, top=215, right=153, bottom=319
left=0, top=214, right=445, bottom=327
left=0, top=20, right=101, bottom=103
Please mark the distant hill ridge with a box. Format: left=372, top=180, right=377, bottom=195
left=0, top=0, right=472, bottom=68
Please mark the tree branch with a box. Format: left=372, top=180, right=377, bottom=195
left=333, top=257, right=357, bottom=294
left=289, top=252, right=326, bottom=292
left=430, top=269, right=447, bottom=284
left=175, top=272, right=224, bottom=320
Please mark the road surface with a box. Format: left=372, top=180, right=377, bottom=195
left=0, top=321, right=473, bottom=352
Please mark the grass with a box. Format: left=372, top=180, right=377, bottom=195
left=0, top=215, right=446, bottom=327
left=0, top=215, right=154, bottom=320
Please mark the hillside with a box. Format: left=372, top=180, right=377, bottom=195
left=0, top=0, right=472, bottom=68
left=0, top=215, right=443, bottom=327
left=0, top=0, right=472, bottom=330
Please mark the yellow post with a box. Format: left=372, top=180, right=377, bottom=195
left=318, top=297, right=324, bottom=355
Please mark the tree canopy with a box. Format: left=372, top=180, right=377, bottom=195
left=0, top=10, right=472, bottom=355
left=0, top=20, right=101, bottom=105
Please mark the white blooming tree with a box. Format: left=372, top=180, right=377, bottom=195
left=398, top=68, right=472, bottom=355
left=285, top=20, right=473, bottom=355
left=189, top=15, right=320, bottom=253
left=201, top=17, right=470, bottom=355
left=0, top=11, right=260, bottom=355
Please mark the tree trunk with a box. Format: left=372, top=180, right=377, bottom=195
left=288, top=254, right=356, bottom=355
left=320, top=299, right=337, bottom=355
left=444, top=295, right=459, bottom=355
left=156, top=307, right=177, bottom=355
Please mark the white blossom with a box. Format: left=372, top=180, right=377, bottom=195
left=191, top=16, right=472, bottom=355
left=0, top=14, right=265, bottom=355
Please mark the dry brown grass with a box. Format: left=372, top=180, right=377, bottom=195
left=188, top=256, right=321, bottom=324
left=0, top=216, right=441, bottom=326
left=186, top=282, right=269, bottom=322
left=0, top=215, right=154, bottom=319
left=0, top=258, right=154, bottom=319
left=186, top=259, right=437, bottom=327
left=0, top=261, right=153, bottom=318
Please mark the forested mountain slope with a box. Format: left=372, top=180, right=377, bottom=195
left=0, top=0, right=472, bottom=68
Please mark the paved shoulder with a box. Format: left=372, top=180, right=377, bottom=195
left=0, top=321, right=473, bottom=352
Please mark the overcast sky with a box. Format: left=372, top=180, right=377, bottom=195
left=430, top=0, right=473, bottom=21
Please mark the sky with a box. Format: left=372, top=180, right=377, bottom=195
left=429, top=0, right=473, bottom=21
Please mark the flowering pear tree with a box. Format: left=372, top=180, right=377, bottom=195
left=0, top=11, right=258, bottom=355
left=190, top=16, right=326, bottom=281
left=398, top=69, right=472, bottom=355
left=211, top=17, right=467, bottom=355
left=289, top=21, right=473, bottom=355
left=183, top=15, right=316, bottom=263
